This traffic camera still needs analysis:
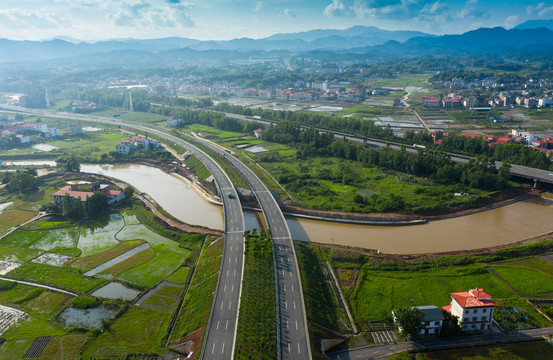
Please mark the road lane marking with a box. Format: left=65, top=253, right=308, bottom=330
left=294, top=301, right=296, bottom=309
left=291, top=284, right=294, bottom=292
left=296, top=320, right=298, bottom=330
left=221, top=301, right=224, bottom=310
left=224, top=285, right=226, bottom=292
left=234, top=270, right=236, bottom=277
left=298, top=343, right=301, bottom=354
left=212, top=343, right=216, bottom=354
left=229, top=301, right=232, bottom=309
left=283, top=285, right=286, bottom=292
left=285, top=301, right=287, bottom=309
left=217, top=321, right=220, bottom=330
left=222, top=342, right=225, bottom=354
left=226, top=320, right=229, bottom=329
left=232, top=284, right=235, bottom=292
left=227, top=270, right=229, bottom=277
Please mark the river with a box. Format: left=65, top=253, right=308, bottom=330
left=82, top=163, right=553, bottom=254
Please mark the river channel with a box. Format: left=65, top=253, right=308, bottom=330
left=82, top=163, right=553, bottom=254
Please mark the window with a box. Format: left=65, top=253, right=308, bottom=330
left=464, top=310, right=469, bottom=314
left=473, top=309, right=478, bottom=314
left=483, top=309, right=487, bottom=313
left=481, top=316, right=487, bottom=321
left=472, top=317, right=477, bottom=322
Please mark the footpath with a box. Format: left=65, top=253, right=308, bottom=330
left=326, top=326, right=553, bottom=359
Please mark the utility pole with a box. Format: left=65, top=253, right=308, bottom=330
left=129, top=90, right=134, bottom=112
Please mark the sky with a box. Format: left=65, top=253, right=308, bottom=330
left=0, top=0, right=552, bottom=42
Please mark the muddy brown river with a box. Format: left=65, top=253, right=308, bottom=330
left=82, top=163, right=553, bottom=254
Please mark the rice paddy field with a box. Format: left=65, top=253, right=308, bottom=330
left=0, top=201, right=204, bottom=358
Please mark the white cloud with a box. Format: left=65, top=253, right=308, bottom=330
left=324, top=0, right=450, bottom=20
left=456, top=0, right=487, bottom=20
left=106, top=0, right=194, bottom=28
left=0, top=10, right=68, bottom=29
left=504, top=15, right=520, bottom=28
left=526, top=2, right=545, bottom=15
left=324, top=0, right=355, bottom=17
left=254, top=1, right=263, bottom=13
left=284, top=9, right=296, bottom=19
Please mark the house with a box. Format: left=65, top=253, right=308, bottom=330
left=253, top=128, right=263, bottom=139
left=16, top=134, right=30, bottom=144
left=69, top=124, right=83, bottom=136
left=511, top=129, right=537, bottom=144
left=422, top=96, right=440, bottom=108
left=166, top=117, right=180, bottom=127
left=49, top=128, right=60, bottom=137
left=442, top=288, right=495, bottom=331
left=392, top=305, right=444, bottom=337
left=442, top=98, right=461, bottom=109
left=52, top=184, right=124, bottom=207
left=115, top=141, right=132, bottom=155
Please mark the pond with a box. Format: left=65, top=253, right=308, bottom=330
left=58, top=305, right=116, bottom=329
left=91, top=282, right=140, bottom=301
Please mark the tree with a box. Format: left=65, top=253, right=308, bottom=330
left=123, top=186, right=134, bottom=199
left=62, top=194, right=73, bottom=218
left=86, top=192, right=108, bottom=214
left=63, top=153, right=81, bottom=172
left=394, top=307, right=424, bottom=340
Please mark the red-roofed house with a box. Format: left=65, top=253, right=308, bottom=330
left=253, top=128, right=263, bottom=139
left=442, top=288, right=495, bottom=331
left=422, top=96, right=440, bottom=108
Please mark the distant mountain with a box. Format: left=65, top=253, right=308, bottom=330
left=515, top=19, right=553, bottom=31
left=264, top=25, right=432, bottom=45
left=355, top=27, right=553, bottom=56
left=1, top=26, right=553, bottom=66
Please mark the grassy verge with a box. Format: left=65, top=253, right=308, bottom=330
left=235, top=236, right=277, bottom=359
left=491, top=257, right=553, bottom=297
left=79, top=306, right=170, bottom=357
left=6, top=263, right=106, bottom=294
left=296, top=243, right=349, bottom=333
left=169, top=237, right=223, bottom=342
left=417, top=341, right=553, bottom=359
left=185, top=154, right=211, bottom=181
left=71, top=239, right=145, bottom=270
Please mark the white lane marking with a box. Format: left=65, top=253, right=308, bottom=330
left=285, top=301, right=287, bottom=309
left=288, top=343, right=290, bottom=354
left=222, top=342, right=225, bottom=354
left=232, top=284, right=235, bottom=292
left=224, top=285, right=227, bottom=292
left=226, top=320, right=229, bottom=330
left=290, top=271, right=293, bottom=276
left=283, top=285, right=286, bottom=293
left=221, top=301, right=224, bottom=310
left=234, top=269, right=236, bottom=277
left=291, top=284, right=294, bottom=292
left=229, top=301, right=232, bottom=309
left=228, top=258, right=231, bottom=263
left=226, top=270, right=229, bottom=277
left=298, top=343, right=301, bottom=354
left=212, top=343, right=216, bottom=354
left=235, top=257, right=237, bottom=263
left=296, top=320, right=298, bottom=330
left=286, top=320, right=289, bottom=329
left=217, top=321, right=220, bottom=330
left=294, top=301, right=296, bottom=309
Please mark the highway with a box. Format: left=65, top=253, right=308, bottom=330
left=0, top=104, right=245, bottom=360
left=193, top=136, right=312, bottom=360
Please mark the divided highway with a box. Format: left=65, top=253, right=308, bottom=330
left=193, top=137, right=312, bottom=360
left=0, top=105, right=245, bottom=360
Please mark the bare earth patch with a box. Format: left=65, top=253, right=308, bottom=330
left=32, top=253, right=73, bottom=267
left=0, top=260, right=21, bottom=275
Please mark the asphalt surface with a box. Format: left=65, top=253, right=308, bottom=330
left=327, top=326, right=553, bottom=359
left=194, top=137, right=312, bottom=360
left=0, top=105, right=245, bottom=360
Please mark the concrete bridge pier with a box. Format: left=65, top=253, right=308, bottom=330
left=534, top=178, right=539, bottom=188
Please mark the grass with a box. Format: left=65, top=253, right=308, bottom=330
left=493, top=264, right=553, bottom=297
left=348, top=265, right=516, bottom=323
left=185, top=154, right=211, bottom=180
left=166, top=266, right=190, bottom=285
left=169, top=238, right=223, bottom=341
left=99, top=247, right=155, bottom=278
left=71, top=239, right=144, bottom=270
left=0, top=338, right=36, bottom=359
left=21, top=291, right=71, bottom=317
left=2, top=313, right=66, bottom=340
left=420, top=341, right=553, bottom=359
left=0, top=210, right=36, bottom=231
left=79, top=306, right=170, bottom=357
left=235, top=236, right=277, bottom=359
left=296, top=243, right=350, bottom=333
left=144, top=294, right=176, bottom=311
left=119, top=249, right=184, bottom=288
left=7, top=262, right=106, bottom=294
left=0, top=228, right=80, bottom=251
left=39, top=334, right=87, bottom=360
left=0, top=245, right=42, bottom=262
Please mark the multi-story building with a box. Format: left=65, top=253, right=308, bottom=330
left=443, top=288, right=495, bottom=331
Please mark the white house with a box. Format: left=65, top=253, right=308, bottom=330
left=49, top=128, right=60, bottom=137
left=253, top=128, right=263, bottom=139
left=511, top=129, right=537, bottom=144
left=115, top=140, right=133, bottom=155
left=393, top=305, right=444, bottom=337
left=166, top=117, right=181, bottom=127
left=442, top=288, right=495, bottom=332
left=16, top=135, right=30, bottom=144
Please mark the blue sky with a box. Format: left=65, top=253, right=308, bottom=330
left=0, top=0, right=551, bottom=41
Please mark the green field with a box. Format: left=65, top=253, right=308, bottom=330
left=78, top=214, right=124, bottom=256
left=169, top=237, right=222, bottom=342
left=120, top=251, right=184, bottom=287
left=492, top=257, right=553, bottom=297
left=79, top=306, right=170, bottom=357
left=419, top=341, right=553, bottom=360
left=235, top=236, right=277, bottom=359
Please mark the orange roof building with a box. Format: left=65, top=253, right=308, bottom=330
left=443, top=288, right=495, bottom=332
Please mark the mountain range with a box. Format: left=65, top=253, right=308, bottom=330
left=1, top=21, right=553, bottom=65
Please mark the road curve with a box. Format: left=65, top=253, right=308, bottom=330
left=193, top=136, right=312, bottom=360
left=0, top=105, right=245, bottom=360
